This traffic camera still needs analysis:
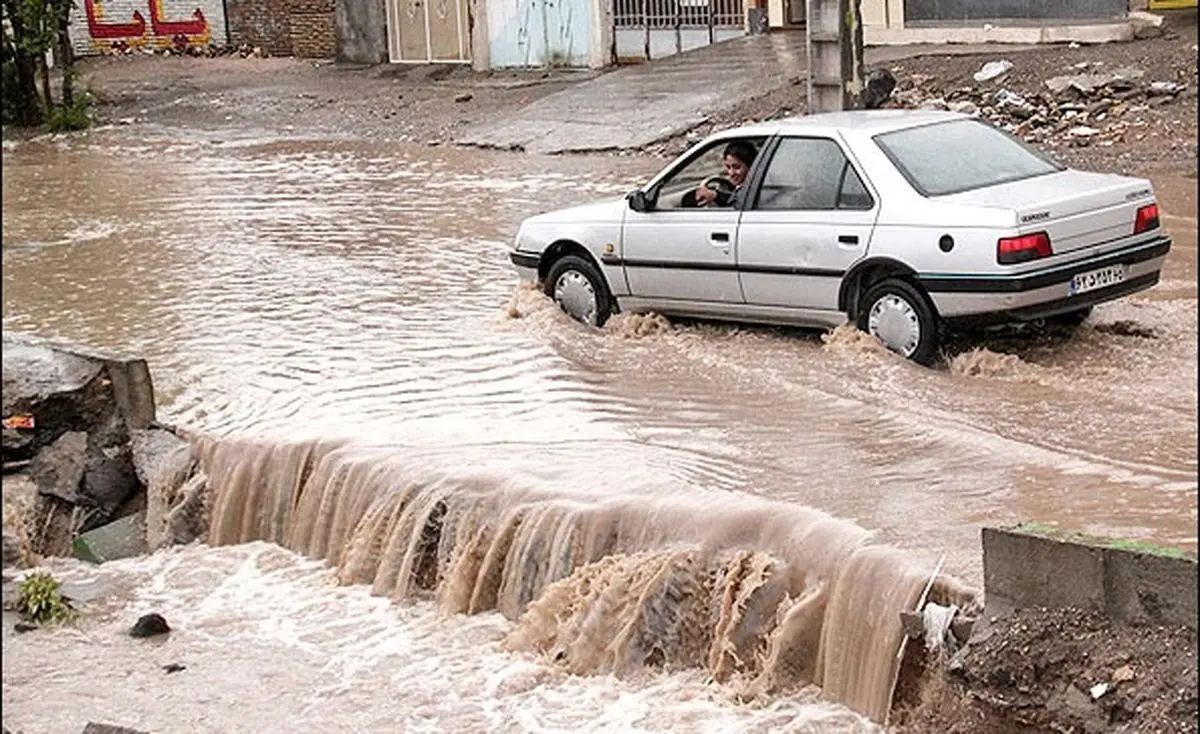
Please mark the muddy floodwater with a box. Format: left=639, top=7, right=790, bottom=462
left=2, top=126, right=1196, bottom=733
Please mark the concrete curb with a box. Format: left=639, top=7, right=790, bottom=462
left=982, top=525, right=1198, bottom=630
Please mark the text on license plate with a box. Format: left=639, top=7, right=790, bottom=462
left=1070, top=264, right=1128, bottom=296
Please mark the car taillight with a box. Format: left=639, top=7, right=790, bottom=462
left=997, top=232, right=1053, bottom=264
left=1134, top=203, right=1159, bottom=234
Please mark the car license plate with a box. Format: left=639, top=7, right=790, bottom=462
left=1069, top=264, right=1128, bottom=296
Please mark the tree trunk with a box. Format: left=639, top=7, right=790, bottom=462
left=15, top=52, right=40, bottom=125
left=4, top=5, right=42, bottom=126
left=58, top=14, right=73, bottom=106
left=39, top=55, right=52, bottom=112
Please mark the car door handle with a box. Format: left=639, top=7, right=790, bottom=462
left=838, top=234, right=859, bottom=245
left=711, top=232, right=730, bottom=243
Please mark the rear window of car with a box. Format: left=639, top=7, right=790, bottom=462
left=873, top=119, right=1064, bottom=197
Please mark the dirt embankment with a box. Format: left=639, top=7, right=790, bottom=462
left=68, top=54, right=593, bottom=145
left=649, top=12, right=1198, bottom=176
left=895, top=607, right=1198, bottom=734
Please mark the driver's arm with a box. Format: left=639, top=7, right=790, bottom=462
left=692, top=185, right=717, bottom=206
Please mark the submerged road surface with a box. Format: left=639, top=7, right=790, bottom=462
left=2, top=126, right=1195, bottom=733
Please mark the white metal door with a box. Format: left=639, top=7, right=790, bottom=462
left=737, top=136, right=879, bottom=311
left=387, top=0, right=470, bottom=62
left=622, top=209, right=745, bottom=303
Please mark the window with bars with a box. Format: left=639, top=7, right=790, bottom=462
left=613, top=0, right=743, bottom=29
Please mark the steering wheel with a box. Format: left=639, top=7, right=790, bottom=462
left=701, top=175, right=737, bottom=207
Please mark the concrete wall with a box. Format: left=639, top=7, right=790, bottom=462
left=336, top=0, right=390, bottom=62
left=773, top=0, right=1130, bottom=30
left=70, top=0, right=228, bottom=55
left=905, top=0, right=1127, bottom=22
left=615, top=27, right=743, bottom=60
left=769, top=0, right=903, bottom=31
left=982, top=526, right=1198, bottom=630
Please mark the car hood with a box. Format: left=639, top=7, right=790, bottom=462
left=520, top=198, right=626, bottom=228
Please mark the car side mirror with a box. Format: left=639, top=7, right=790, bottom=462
left=627, top=190, right=649, bottom=213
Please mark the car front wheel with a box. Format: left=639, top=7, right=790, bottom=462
left=544, top=254, right=614, bottom=328
left=857, top=278, right=940, bottom=366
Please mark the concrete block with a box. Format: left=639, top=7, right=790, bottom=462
left=982, top=526, right=1107, bottom=614
left=982, top=526, right=1198, bottom=630
left=101, top=358, right=156, bottom=432
left=73, top=512, right=147, bottom=564
left=1128, top=10, right=1165, bottom=38
left=1103, top=546, right=1198, bottom=629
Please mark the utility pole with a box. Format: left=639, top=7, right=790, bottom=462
left=805, top=0, right=865, bottom=113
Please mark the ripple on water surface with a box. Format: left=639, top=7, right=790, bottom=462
left=3, top=130, right=1196, bottom=569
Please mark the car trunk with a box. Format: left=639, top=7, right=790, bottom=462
left=941, top=169, right=1156, bottom=257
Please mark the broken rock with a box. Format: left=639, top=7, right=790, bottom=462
left=82, top=724, right=150, bottom=734
left=73, top=511, right=147, bottom=563
left=862, top=68, right=897, bottom=109
left=129, top=612, right=170, bottom=638
left=973, top=60, right=1013, bottom=83
left=1045, top=75, right=1075, bottom=94
left=130, top=428, right=190, bottom=489
left=1128, top=11, right=1165, bottom=40
left=1149, top=81, right=1185, bottom=96
left=994, top=89, right=1035, bottom=119
left=29, top=431, right=88, bottom=503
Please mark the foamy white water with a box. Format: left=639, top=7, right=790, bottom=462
left=2, top=543, right=879, bottom=734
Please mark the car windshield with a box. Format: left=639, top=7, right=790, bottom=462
left=873, top=119, right=1063, bottom=197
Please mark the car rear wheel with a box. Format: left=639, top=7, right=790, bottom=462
left=544, top=254, right=614, bottom=328
left=857, top=278, right=940, bottom=365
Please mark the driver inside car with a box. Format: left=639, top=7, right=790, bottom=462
left=683, top=140, right=758, bottom=208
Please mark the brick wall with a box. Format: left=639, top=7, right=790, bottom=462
left=227, top=0, right=337, bottom=58
left=290, top=12, right=338, bottom=57
left=227, top=0, right=293, bottom=55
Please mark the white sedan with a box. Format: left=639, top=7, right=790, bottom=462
left=508, top=111, right=1171, bottom=364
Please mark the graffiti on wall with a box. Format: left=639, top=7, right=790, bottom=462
left=73, top=0, right=226, bottom=53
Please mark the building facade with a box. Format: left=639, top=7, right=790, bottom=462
left=69, top=0, right=338, bottom=59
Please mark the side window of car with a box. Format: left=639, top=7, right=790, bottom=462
left=656, top=144, right=727, bottom=205
left=652, top=137, right=765, bottom=210
left=838, top=165, right=873, bottom=209
left=754, top=137, right=874, bottom=211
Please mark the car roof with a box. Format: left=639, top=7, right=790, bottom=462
left=719, top=110, right=970, bottom=139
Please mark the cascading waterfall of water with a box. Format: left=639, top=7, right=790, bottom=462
left=195, top=435, right=978, bottom=723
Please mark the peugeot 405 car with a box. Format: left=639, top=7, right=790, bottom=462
left=508, top=111, right=1171, bottom=364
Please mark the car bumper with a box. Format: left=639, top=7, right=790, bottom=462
left=921, top=235, right=1171, bottom=325
left=509, top=250, right=541, bottom=281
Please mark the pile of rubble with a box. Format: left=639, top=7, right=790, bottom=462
left=888, top=58, right=1194, bottom=149
left=3, top=335, right=204, bottom=567
left=91, top=42, right=268, bottom=59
